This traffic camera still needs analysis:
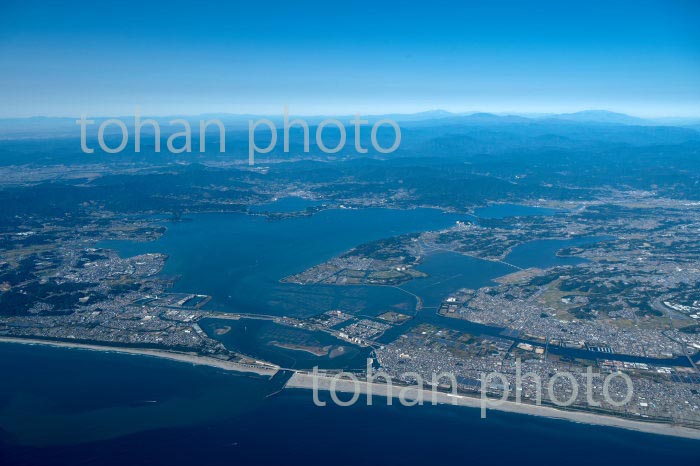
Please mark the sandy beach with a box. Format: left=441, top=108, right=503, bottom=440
left=5, top=336, right=699, bottom=440
left=0, top=337, right=279, bottom=377
left=286, top=372, right=700, bottom=440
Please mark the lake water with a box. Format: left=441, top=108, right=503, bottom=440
left=102, top=207, right=597, bottom=318
left=5, top=205, right=699, bottom=462
left=102, top=208, right=472, bottom=318
left=403, top=251, right=512, bottom=308
left=101, top=207, right=644, bottom=364
left=198, top=317, right=373, bottom=370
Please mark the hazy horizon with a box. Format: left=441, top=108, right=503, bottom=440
left=1, top=0, right=698, bottom=119
left=2, top=108, right=700, bottom=121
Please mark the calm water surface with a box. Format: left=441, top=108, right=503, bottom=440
left=8, top=205, right=687, bottom=464
left=1, top=344, right=698, bottom=466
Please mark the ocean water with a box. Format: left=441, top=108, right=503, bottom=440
left=8, top=205, right=695, bottom=463
left=1, top=344, right=698, bottom=466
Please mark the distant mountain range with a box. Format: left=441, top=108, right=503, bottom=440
left=380, top=109, right=700, bottom=127
left=542, top=110, right=649, bottom=125
left=1, top=110, right=699, bottom=140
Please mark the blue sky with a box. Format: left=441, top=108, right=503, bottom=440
left=0, top=0, right=698, bottom=117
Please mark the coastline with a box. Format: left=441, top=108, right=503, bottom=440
left=0, top=337, right=279, bottom=377
left=286, top=372, right=700, bottom=441
left=4, top=336, right=699, bottom=440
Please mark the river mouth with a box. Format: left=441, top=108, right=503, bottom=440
left=97, top=206, right=651, bottom=366
left=199, top=316, right=372, bottom=370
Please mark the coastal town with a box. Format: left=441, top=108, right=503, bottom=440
left=2, top=189, right=700, bottom=437
left=0, top=130, right=699, bottom=443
